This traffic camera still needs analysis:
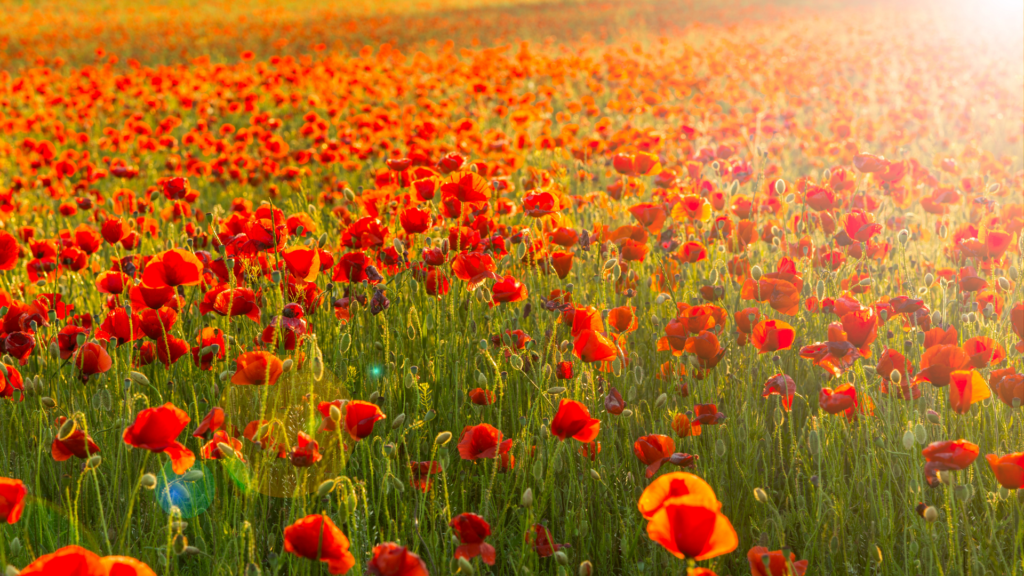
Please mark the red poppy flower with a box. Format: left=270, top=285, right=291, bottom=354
left=619, top=238, right=649, bottom=262
left=344, top=400, right=386, bottom=440
left=914, top=345, right=970, bottom=388
left=549, top=399, right=600, bottom=443
left=685, top=331, right=726, bottom=369
left=192, top=407, right=225, bottom=438
left=231, top=351, right=284, bottom=386
left=986, top=453, right=1024, bottom=490
left=607, top=306, right=638, bottom=333
left=672, top=195, right=712, bottom=222
left=573, top=329, right=618, bottom=363
left=283, top=514, right=356, bottom=575
left=199, top=284, right=262, bottom=323
left=19, top=545, right=157, bottom=576
left=634, top=434, right=676, bottom=478
left=638, top=472, right=737, bottom=560
left=991, top=368, right=1024, bottom=408
left=51, top=417, right=100, bottom=461
left=819, top=383, right=859, bottom=418
left=694, top=404, right=725, bottom=425
left=742, top=278, right=800, bottom=316
left=458, top=423, right=511, bottom=460
left=549, top=251, right=573, bottom=279
left=468, top=388, right=496, bottom=406
left=629, top=203, right=667, bottom=233
left=921, top=439, right=980, bottom=487
left=962, top=336, right=1006, bottom=369
left=288, top=432, right=322, bottom=467
left=73, top=342, right=112, bottom=381
left=0, top=477, right=27, bottom=523
left=0, top=232, right=20, bottom=271
left=527, top=524, right=568, bottom=558
left=4, top=332, right=35, bottom=363
left=751, top=319, right=795, bottom=353
left=762, top=373, right=796, bottom=411
left=409, top=461, right=442, bottom=492
left=191, top=327, right=226, bottom=371
left=840, top=307, right=877, bottom=355
left=201, top=430, right=244, bottom=462
left=122, top=403, right=195, bottom=474
left=853, top=153, right=886, bottom=173
left=747, top=546, right=809, bottom=576
left=671, top=413, right=701, bottom=437
left=556, top=361, right=574, bottom=380
left=141, top=248, right=203, bottom=288
left=450, top=513, right=497, bottom=565
left=491, top=275, right=528, bottom=304
left=451, top=252, right=499, bottom=289
left=399, top=207, right=432, bottom=235
left=281, top=246, right=321, bottom=282
left=657, top=318, right=689, bottom=356
left=365, top=543, right=429, bottom=576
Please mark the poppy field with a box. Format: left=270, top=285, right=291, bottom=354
left=0, top=0, right=1023, bottom=574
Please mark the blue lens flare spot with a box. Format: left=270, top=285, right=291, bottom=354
left=154, top=461, right=215, bottom=518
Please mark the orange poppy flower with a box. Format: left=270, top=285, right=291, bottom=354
left=228, top=349, right=285, bottom=386
left=819, top=384, right=859, bottom=419
left=491, top=275, right=528, bottom=304
left=991, top=367, right=1024, bottom=408
left=671, top=413, right=701, bottom=437
left=921, top=439, right=980, bottom=487
left=985, top=453, right=1024, bottom=490
left=573, top=329, right=618, bottom=363
left=638, top=472, right=737, bottom=560
left=549, top=399, right=600, bottom=443
left=283, top=514, right=356, bottom=575
left=762, top=373, right=796, bottom=411
left=751, top=319, right=795, bottom=353
left=51, top=417, right=101, bottom=461
left=914, top=345, right=970, bottom=388
left=948, top=370, right=990, bottom=414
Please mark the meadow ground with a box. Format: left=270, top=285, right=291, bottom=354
left=0, top=0, right=1022, bottom=575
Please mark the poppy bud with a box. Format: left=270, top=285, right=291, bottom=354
left=141, top=473, right=158, bottom=489
left=753, top=487, right=769, bottom=503
left=218, top=370, right=231, bottom=382
left=589, top=470, right=600, bottom=481
left=655, top=293, right=668, bottom=304
left=1010, top=267, right=1019, bottom=281
left=913, top=423, right=927, bottom=445
left=998, top=277, right=1010, bottom=291
left=6, top=565, right=18, bottom=576
left=579, top=560, right=594, bottom=576
left=654, top=393, right=667, bottom=408
left=774, top=179, right=786, bottom=195
left=48, top=341, right=60, bottom=358
left=9, top=537, right=21, bottom=557
left=808, top=430, right=820, bottom=456
left=457, top=557, right=474, bottom=575
left=715, top=439, right=726, bottom=457
left=954, top=485, right=969, bottom=501
left=751, top=265, right=763, bottom=281
left=650, top=315, right=661, bottom=327
left=547, top=387, right=566, bottom=395
left=86, top=455, right=102, bottom=469
left=898, top=229, right=909, bottom=245
left=57, top=417, right=77, bottom=441
left=858, top=277, right=873, bottom=287
left=129, top=371, right=150, bottom=386
left=510, top=355, right=524, bottom=370
left=435, top=431, right=452, bottom=445
left=521, top=488, right=533, bottom=507
left=926, top=410, right=941, bottom=424
left=391, top=413, right=406, bottom=429
left=554, top=551, right=569, bottom=566
left=41, top=397, right=57, bottom=409
left=923, top=506, right=938, bottom=522
left=987, top=182, right=1000, bottom=193
left=183, top=470, right=205, bottom=482
left=939, top=225, right=947, bottom=239
left=621, top=409, right=634, bottom=417
left=424, top=410, right=437, bottom=422
left=902, top=430, right=915, bottom=450
left=931, top=311, right=942, bottom=326
left=282, top=359, right=294, bottom=372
